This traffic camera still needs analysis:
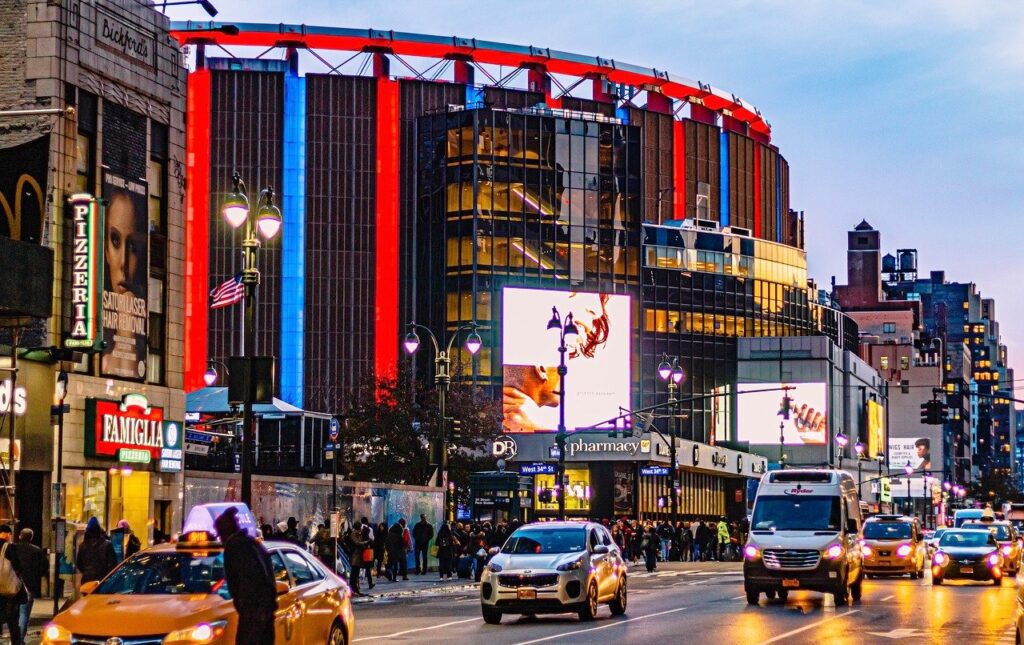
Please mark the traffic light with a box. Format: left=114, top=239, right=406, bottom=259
left=920, top=400, right=950, bottom=425
left=920, top=401, right=931, bottom=425
left=780, top=394, right=792, bottom=420
left=449, top=418, right=463, bottom=444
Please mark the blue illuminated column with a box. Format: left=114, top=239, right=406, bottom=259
left=719, top=130, right=730, bottom=227
left=280, top=55, right=306, bottom=407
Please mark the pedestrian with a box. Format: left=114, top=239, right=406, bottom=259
left=373, top=522, right=388, bottom=578
left=214, top=507, right=276, bottom=645
left=12, top=528, right=43, bottom=641
left=658, top=522, right=674, bottom=562
left=642, top=525, right=660, bottom=573
left=358, top=523, right=375, bottom=590
left=412, top=514, right=434, bottom=575
left=313, top=524, right=334, bottom=569
left=77, top=517, right=117, bottom=585
left=435, top=521, right=455, bottom=580
left=384, top=522, right=405, bottom=582
left=471, top=524, right=488, bottom=583
left=717, top=518, right=731, bottom=561
left=399, top=518, right=411, bottom=580
left=679, top=522, right=693, bottom=562
left=0, top=525, right=26, bottom=645
left=284, top=517, right=302, bottom=545
left=115, top=520, right=142, bottom=559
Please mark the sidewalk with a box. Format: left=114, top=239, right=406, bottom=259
left=349, top=573, right=479, bottom=603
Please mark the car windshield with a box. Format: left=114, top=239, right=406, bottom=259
left=931, top=529, right=947, bottom=540
left=95, top=552, right=229, bottom=597
left=504, top=528, right=587, bottom=554
left=751, top=496, right=842, bottom=532
left=863, top=522, right=912, bottom=539
left=964, top=524, right=1012, bottom=540
left=939, top=531, right=992, bottom=548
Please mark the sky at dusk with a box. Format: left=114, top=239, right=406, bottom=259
left=167, top=0, right=1024, bottom=386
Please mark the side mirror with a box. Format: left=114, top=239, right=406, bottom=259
left=846, top=519, right=858, bottom=534
left=488, top=546, right=501, bottom=556
left=80, top=580, right=99, bottom=596
left=592, top=544, right=610, bottom=555
left=275, top=580, right=290, bottom=596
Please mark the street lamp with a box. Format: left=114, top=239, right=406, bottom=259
left=52, top=368, right=69, bottom=615
left=403, top=320, right=482, bottom=520
left=835, top=432, right=848, bottom=469
left=221, top=171, right=282, bottom=507
left=876, top=453, right=885, bottom=510
left=854, top=441, right=864, bottom=498
left=202, top=360, right=230, bottom=387
left=657, top=354, right=686, bottom=524
left=547, top=307, right=578, bottom=521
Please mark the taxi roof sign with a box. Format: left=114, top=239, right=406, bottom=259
left=182, top=502, right=259, bottom=539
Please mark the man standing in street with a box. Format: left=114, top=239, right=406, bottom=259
left=412, top=514, right=433, bottom=575
left=12, top=529, right=42, bottom=641
left=215, top=507, right=276, bottom=645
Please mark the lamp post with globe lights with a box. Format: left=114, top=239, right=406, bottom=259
left=545, top=307, right=578, bottom=521
left=403, top=321, right=483, bottom=520
left=854, top=441, right=865, bottom=498
left=904, top=461, right=914, bottom=516
left=657, top=354, right=686, bottom=523
left=835, top=432, right=849, bottom=470
left=202, top=360, right=231, bottom=387
left=221, top=171, right=282, bottom=506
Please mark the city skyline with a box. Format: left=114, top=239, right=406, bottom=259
left=166, top=0, right=1024, bottom=382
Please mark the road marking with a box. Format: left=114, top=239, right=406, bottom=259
left=731, top=595, right=747, bottom=600
left=351, top=617, right=480, bottom=642
left=867, top=628, right=926, bottom=639
left=752, top=610, right=861, bottom=645
left=881, top=594, right=895, bottom=601
left=510, top=606, right=689, bottom=645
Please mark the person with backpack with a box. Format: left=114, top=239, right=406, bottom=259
left=435, top=521, right=455, bottom=580
left=77, top=517, right=117, bottom=585
left=0, top=525, right=26, bottom=645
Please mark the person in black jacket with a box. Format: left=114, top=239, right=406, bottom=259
left=215, top=507, right=276, bottom=645
left=384, top=523, right=405, bottom=582
left=12, top=529, right=43, bottom=641
left=76, top=517, right=116, bottom=584
left=435, top=522, right=455, bottom=580
left=0, top=525, right=26, bottom=645
left=412, top=514, right=433, bottom=575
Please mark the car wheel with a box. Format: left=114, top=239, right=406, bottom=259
left=777, top=589, right=789, bottom=602
left=482, top=605, right=502, bottom=625
left=745, top=589, right=759, bottom=605
left=932, top=576, right=943, bottom=585
left=851, top=575, right=863, bottom=602
left=765, top=589, right=777, bottom=600
left=833, top=581, right=849, bottom=605
left=327, top=622, right=346, bottom=645
left=995, top=576, right=1004, bottom=586
left=578, top=582, right=599, bottom=621
left=909, top=569, right=918, bottom=580
left=609, top=578, right=627, bottom=616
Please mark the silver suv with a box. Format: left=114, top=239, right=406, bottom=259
left=480, top=521, right=628, bottom=624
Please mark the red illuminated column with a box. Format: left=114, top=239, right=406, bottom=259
left=753, top=145, right=762, bottom=239
left=375, top=74, right=400, bottom=379
left=184, top=61, right=211, bottom=392
left=673, top=120, right=686, bottom=220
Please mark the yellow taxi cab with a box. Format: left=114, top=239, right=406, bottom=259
left=42, top=504, right=354, bottom=645
left=860, top=514, right=927, bottom=578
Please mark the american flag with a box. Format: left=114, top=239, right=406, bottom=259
left=210, top=274, right=244, bottom=309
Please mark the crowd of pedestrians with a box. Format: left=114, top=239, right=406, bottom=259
left=608, top=517, right=748, bottom=570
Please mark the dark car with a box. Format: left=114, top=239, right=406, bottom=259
left=931, top=529, right=1006, bottom=585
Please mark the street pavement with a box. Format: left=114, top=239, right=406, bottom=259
left=349, top=561, right=1019, bottom=644
left=13, top=561, right=1019, bottom=643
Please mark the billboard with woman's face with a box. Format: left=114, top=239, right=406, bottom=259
left=501, top=287, right=630, bottom=433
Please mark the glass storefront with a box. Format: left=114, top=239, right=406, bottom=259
left=534, top=467, right=591, bottom=513
left=65, top=468, right=151, bottom=535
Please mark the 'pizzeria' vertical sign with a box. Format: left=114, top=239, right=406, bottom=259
left=65, top=193, right=104, bottom=351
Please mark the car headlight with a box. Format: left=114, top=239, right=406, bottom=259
left=861, top=545, right=873, bottom=557
left=896, top=544, right=913, bottom=558
left=988, top=552, right=1002, bottom=568
left=933, top=552, right=949, bottom=566
left=743, top=545, right=760, bottom=561
left=824, top=543, right=844, bottom=560
left=41, top=623, right=72, bottom=645
left=163, top=620, right=228, bottom=644
left=556, top=558, right=584, bottom=571
left=1001, top=545, right=1014, bottom=556
left=487, top=562, right=503, bottom=573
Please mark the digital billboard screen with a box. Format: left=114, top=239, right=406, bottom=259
left=502, top=288, right=630, bottom=433
left=737, top=382, right=828, bottom=445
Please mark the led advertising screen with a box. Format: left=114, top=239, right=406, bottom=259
left=737, top=382, right=828, bottom=445
left=889, top=437, right=932, bottom=472
left=502, top=287, right=630, bottom=433
left=866, top=400, right=885, bottom=458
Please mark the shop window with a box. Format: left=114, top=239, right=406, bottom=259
left=64, top=469, right=108, bottom=526
left=108, top=470, right=151, bottom=541
left=534, top=467, right=590, bottom=512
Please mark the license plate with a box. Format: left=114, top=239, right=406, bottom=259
left=517, top=588, right=537, bottom=600
left=782, top=579, right=800, bottom=588
left=960, top=567, right=974, bottom=574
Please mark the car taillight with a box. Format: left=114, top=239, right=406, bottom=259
left=896, top=544, right=913, bottom=558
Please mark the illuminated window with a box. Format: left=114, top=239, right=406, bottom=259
left=879, top=356, right=889, bottom=370
left=535, top=468, right=591, bottom=512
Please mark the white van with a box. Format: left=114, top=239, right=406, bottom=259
left=742, top=469, right=864, bottom=605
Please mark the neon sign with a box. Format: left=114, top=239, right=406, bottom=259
left=65, top=193, right=103, bottom=350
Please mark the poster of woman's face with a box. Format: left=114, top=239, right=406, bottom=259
left=101, top=173, right=149, bottom=380
left=501, top=288, right=631, bottom=433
